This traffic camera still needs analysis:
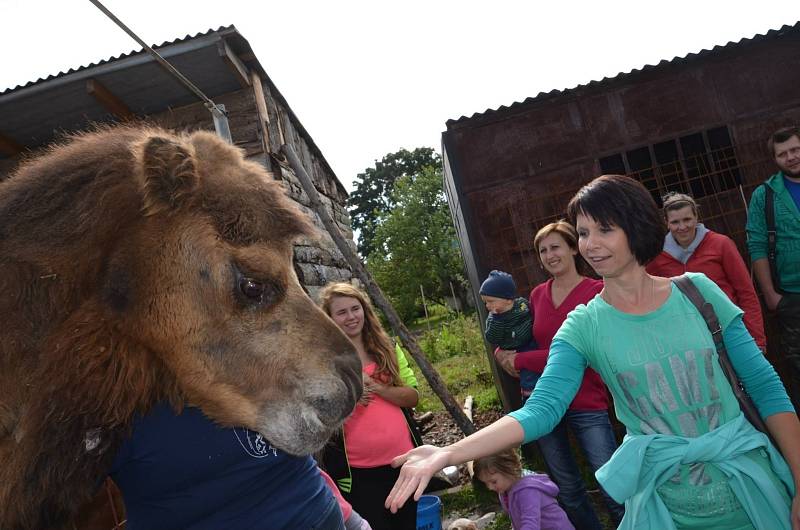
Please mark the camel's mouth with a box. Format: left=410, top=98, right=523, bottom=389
left=255, top=404, right=335, bottom=455
left=253, top=364, right=361, bottom=456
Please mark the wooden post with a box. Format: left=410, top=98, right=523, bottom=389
left=463, top=395, right=476, bottom=477
left=249, top=70, right=272, bottom=169
left=419, top=284, right=431, bottom=333
left=282, top=144, right=476, bottom=436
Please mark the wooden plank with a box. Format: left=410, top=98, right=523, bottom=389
left=249, top=71, right=271, bottom=155
left=277, top=108, right=289, bottom=147
left=218, top=40, right=250, bottom=88
left=86, top=79, right=134, bottom=120
left=0, top=132, right=24, bottom=156
left=463, top=395, right=475, bottom=477
left=261, top=83, right=284, bottom=154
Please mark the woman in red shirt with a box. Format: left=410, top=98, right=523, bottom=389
left=646, top=192, right=766, bottom=349
left=496, top=220, right=623, bottom=529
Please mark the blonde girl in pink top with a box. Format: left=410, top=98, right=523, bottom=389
left=320, top=282, right=420, bottom=530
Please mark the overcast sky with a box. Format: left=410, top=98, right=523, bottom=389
left=2, top=1, right=798, bottom=191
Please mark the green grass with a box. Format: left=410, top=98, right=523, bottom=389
left=409, top=303, right=452, bottom=332
left=486, top=512, right=512, bottom=530
left=440, top=482, right=497, bottom=513
left=408, top=344, right=500, bottom=413
left=401, top=310, right=502, bottom=413
left=417, top=312, right=485, bottom=363
left=439, top=483, right=511, bottom=530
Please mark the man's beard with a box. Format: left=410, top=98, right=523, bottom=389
left=783, top=166, right=800, bottom=178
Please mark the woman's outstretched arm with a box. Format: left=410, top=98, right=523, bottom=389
left=384, top=416, right=525, bottom=512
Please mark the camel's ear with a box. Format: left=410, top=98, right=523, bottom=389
left=137, top=136, right=198, bottom=215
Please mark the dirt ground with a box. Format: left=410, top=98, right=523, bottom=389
left=422, top=408, right=503, bottom=447
left=420, top=408, right=503, bottom=484
left=420, top=407, right=616, bottom=529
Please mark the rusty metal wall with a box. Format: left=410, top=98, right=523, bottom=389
left=444, top=32, right=800, bottom=301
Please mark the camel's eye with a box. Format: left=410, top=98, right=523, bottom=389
left=233, top=264, right=284, bottom=309
left=239, top=277, right=265, bottom=300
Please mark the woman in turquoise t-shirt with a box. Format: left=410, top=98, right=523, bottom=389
left=386, top=175, right=800, bottom=530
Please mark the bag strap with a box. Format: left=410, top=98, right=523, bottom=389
left=671, top=275, right=775, bottom=442
left=765, top=186, right=782, bottom=293
left=672, top=275, right=740, bottom=391
left=672, top=275, right=723, bottom=344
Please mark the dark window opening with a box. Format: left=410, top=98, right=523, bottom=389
left=654, top=140, right=682, bottom=197
left=708, top=126, right=742, bottom=190
left=626, top=147, right=658, bottom=203
left=598, top=126, right=740, bottom=203
left=599, top=154, right=626, bottom=175
left=679, top=133, right=709, bottom=198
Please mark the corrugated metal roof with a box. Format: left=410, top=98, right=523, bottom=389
left=446, top=21, right=800, bottom=126
left=0, top=26, right=348, bottom=196
left=1, top=26, right=234, bottom=96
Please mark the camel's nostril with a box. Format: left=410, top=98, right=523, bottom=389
left=309, top=395, right=335, bottom=419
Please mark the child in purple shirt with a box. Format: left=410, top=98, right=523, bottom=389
left=475, top=450, right=574, bottom=530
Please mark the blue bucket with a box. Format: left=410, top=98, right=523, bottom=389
left=416, top=494, right=442, bottom=530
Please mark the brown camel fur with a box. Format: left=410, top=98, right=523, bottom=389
left=0, top=126, right=361, bottom=530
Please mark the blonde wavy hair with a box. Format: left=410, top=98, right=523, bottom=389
left=319, top=282, right=402, bottom=386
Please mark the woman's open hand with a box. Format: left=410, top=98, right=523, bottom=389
left=384, top=445, right=451, bottom=513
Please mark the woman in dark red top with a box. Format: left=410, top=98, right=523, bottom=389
left=646, top=191, right=766, bottom=350
left=495, top=220, right=623, bottom=529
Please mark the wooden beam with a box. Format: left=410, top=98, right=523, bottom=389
left=86, top=79, right=134, bottom=120
left=0, top=132, right=24, bottom=156
left=257, top=79, right=284, bottom=155
left=218, top=40, right=250, bottom=88
left=250, top=70, right=271, bottom=156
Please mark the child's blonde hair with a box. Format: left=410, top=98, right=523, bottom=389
left=319, top=282, right=402, bottom=386
left=474, top=449, right=522, bottom=481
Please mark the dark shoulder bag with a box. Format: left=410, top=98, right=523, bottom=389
left=402, top=407, right=424, bottom=447
left=765, top=186, right=783, bottom=293
left=671, top=275, right=778, bottom=448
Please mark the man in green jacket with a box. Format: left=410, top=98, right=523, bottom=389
left=746, top=125, right=800, bottom=409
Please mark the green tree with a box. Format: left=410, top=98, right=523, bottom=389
left=348, top=148, right=440, bottom=257
left=367, top=165, right=468, bottom=321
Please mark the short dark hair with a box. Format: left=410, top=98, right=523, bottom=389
left=768, top=126, right=800, bottom=157
left=566, top=174, right=665, bottom=266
